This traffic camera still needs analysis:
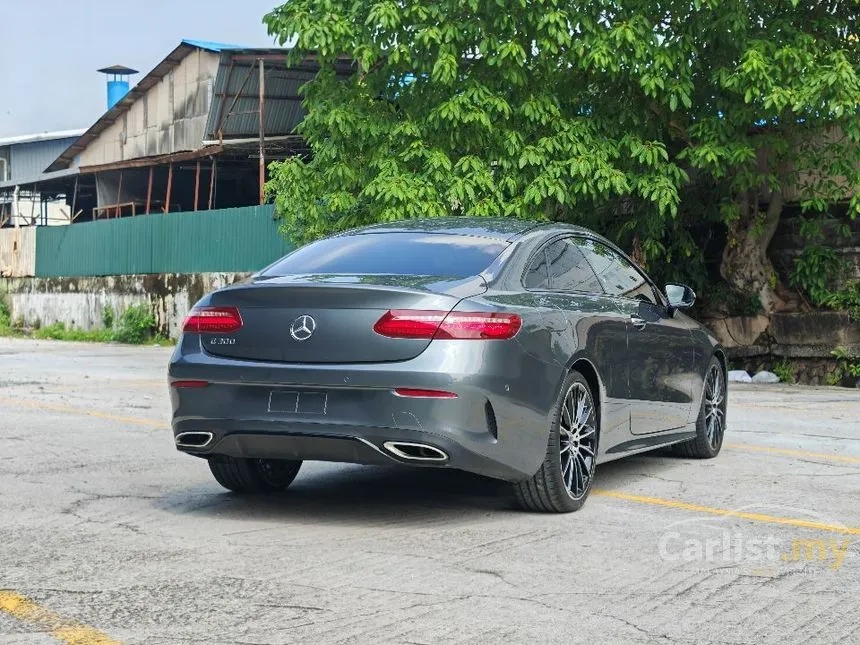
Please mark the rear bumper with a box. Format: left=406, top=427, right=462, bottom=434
left=172, top=423, right=523, bottom=481
left=168, top=335, right=562, bottom=481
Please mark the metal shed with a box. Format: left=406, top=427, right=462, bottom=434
left=6, top=41, right=355, bottom=226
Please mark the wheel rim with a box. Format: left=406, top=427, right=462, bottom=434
left=704, top=365, right=726, bottom=449
left=254, top=459, right=294, bottom=487
left=559, top=382, right=597, bottom=500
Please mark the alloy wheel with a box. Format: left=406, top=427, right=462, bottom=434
left=704, top=365, right=726, bottom=449
left=559, top=382, right=597, bottom=500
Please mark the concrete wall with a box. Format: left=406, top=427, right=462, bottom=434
left=704, top=311, right=860, bottom=385
left=708, top=312, right=860, bottom=356
left=3, top=272, right=249, bottom=339
left=79, top=49, right=220, bottom=167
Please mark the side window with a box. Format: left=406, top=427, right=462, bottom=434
left=545, top=238, right=603, bottom=293
left=575, top=238, right=657, bottom=303
left=524, top=248, right=550, bottom=290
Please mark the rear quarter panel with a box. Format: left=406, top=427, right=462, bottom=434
left=463, top=289, right=631, bottom=468
left=687, top=316, right=725, bottom=422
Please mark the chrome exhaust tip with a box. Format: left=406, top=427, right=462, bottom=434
left=175, top=431, right=214, bottom=449
left=382, top=441, right=448, bottom=462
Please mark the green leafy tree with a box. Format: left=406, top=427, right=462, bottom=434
left=264, top=0, right=859, bottom=313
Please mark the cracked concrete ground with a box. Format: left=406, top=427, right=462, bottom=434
left=0, top=337, right=858, bottom=644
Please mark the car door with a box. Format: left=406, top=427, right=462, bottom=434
left=523, top=237, right=631, bottom=447
left=574, top=238, right=694, bottom=434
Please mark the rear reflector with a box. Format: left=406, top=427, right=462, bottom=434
left=182, top=306, right=243, bottom=334
left=394, top=388, right=458, bottom=398
left=374, top=310, right=521, bottom=340
left=171, top=380, right=210, bottom=388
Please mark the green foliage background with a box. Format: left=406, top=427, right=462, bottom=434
left=263, top=0, right=859, bottom=308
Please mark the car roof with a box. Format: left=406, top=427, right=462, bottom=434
left=342, top=217, right=594, bottom=242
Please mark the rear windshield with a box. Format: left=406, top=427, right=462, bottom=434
left=262, top=232, right=508, bottom=278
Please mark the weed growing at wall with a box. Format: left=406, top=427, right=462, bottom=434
left=772, top=360, right=796, bottom=384
left=34, top=323, right=113, bottom=342
left=102, top=304, right=115, bottom=329
left=831, top=347, right=860, bottom=388
left=112, top=305, right=156, bottom=344
left=0, top=300, right=13, bottom=335
left=0, top=303, right=173, bottom=346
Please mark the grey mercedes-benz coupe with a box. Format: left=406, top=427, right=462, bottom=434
left=168, top=217, right=726, bottom=513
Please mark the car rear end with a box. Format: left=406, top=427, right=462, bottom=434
left=168, top=230, right=555, bottom=481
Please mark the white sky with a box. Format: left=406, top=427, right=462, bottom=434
left=0, top=0, right=281, bottom=137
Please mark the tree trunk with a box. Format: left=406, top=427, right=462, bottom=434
left=720, top=190, right=787, bottom=314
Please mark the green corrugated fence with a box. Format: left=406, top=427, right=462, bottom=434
left=35, top=205, right=293, bottom=277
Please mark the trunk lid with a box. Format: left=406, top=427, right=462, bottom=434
left=199, top=274, right=486, bottom=363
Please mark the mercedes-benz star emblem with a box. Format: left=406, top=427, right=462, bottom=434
left=289, top=315, right=316, bottom=341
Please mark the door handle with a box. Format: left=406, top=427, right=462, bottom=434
left=630, top=315, right=647, bottom=330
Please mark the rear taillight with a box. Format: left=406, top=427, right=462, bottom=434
left=374, top=310, right=521, bottom=340
left=373, top=310, right=447, bottom=339
left=437, top=311, right=522, bottom=339
left=182, top=306, right=243, bottom=334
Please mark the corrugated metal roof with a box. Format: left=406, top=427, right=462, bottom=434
left=0, top=167, right=79, bottom=190
left=181, top=39, right=244, bottom=52
left=46, top=43, right=353, bottom=173
left=207, top=56, right=311, bottom=139
left=206, top=51, right=354, bottom=140
left=0, top=129, right=86, bottom=147
left=45, top=40, right=253, bottom=173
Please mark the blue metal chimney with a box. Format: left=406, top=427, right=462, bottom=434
left=97, top=65, right=139, bottom=109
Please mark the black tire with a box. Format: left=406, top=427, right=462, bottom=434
left=674, top=356, right=726, bottom=459
left=514, top=370, right=598, bottom=513
left=208, top=455, right=302, bottom=493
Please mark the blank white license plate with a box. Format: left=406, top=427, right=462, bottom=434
left=268, top=390, right=328, bottom=415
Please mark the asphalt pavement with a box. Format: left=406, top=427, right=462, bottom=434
left=1, top=337, right=858, bottom=644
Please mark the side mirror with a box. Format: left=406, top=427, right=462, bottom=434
left=665, top=283, right=696, bottom=310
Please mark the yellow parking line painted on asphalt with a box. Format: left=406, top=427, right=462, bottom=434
left=592, top=490, right=860, bottom=535
left=0, top=590, right=121, bottom=645
left=725, top=442, right=860, bottom=464
left=5, top=396, right=859, bottom=534
left=0, top=396, right=165, bottom=429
